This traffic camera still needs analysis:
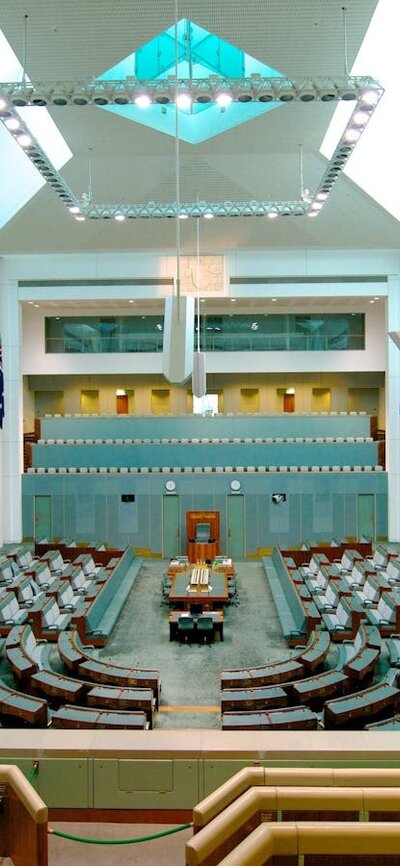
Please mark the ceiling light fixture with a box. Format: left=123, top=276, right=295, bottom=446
left=0, top=74, right=381, bottom=108
left=343, top=127, right=361, bottom=142
left=0, top=66, right=383, bottom=222
left=361, top=89, right=379, bottom=106
left=299, top=82, right=316, bottom=102
left=216, top=91, right=233, bottom=108
left=114, top=213, right=126, bottom=221
left=4, top=116, right=19, bottom=130
left=175, top=92, right=192, bottom=110
left=352, top=109, right=370, bottom=126
left=134, top=93, right=151, bottom=108
left=16, top=133, right=32, bottom=147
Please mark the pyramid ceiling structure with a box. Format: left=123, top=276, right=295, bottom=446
left=0, top=0, right=398, bottom=255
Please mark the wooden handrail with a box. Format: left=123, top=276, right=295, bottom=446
left=187, top=786, right=400, bottom=866
left=0, top=764, right=48, bottom=866
left=196, top=822, right=400, bottom=866
left=192, top=766, right=400, bottom=830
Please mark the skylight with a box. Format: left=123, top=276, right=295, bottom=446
left=98, top=18, right=284, bottom=144
left=320, top=0, right=400, bottom=222
left=0, top=29, right=72, bottom=229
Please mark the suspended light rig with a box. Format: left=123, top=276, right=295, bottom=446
left=0, top=74, right=384, bottom=221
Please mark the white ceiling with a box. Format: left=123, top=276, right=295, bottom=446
left=1, top=0, right=398, bottom=256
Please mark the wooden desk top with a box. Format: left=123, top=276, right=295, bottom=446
left=168, top=558, right=234, bottom=577
left=168, top=571, right=228, bottom=604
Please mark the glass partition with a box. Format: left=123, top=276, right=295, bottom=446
left=45, top=313, right=365, bottom=354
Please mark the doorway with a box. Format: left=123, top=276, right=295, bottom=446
left=227, top=495, right=245, bottom=559
left=34, top=495, right=52, bottom=540
left=81, top=390, right=99, bottom=414
left=116, top=394, right=129, bottom=414
left=35, top=390, right=64, bottom=416
left=312, top=388, right=331, bottom=412
left=240, top=388, right=260, bottom=413
left=283, top=392, right=295, bottom=413
left=162, top=495, right=180, bottom=558
left=357, top=493, right=375, bottom=540
left=276, top=388, right=295, bottom=413
left=348, top=388, right=379, bottom=415
left=152, top=389, right=171, bottom=414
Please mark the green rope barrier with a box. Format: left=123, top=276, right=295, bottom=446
left=25, top=763, right=191, bottom=846
left=49, top=822, right=192, bottom=845
left=26, top=765, right=38, bottom=784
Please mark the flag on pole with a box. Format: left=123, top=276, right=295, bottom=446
left=0, top=337, right=4, bottom=429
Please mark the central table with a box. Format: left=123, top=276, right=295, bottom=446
left=168, top=570, right=229, bottom=611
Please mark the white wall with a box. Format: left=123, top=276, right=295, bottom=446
left=14, top=247, right=388, bottom=377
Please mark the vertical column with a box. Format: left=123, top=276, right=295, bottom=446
left=0, top=264, right=23, bottom=544
left=386, top=274, right=400, bottom=540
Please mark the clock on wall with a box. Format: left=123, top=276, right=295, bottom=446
left=230, top=479, right=241, bottom=492
left=165, top=480, right=176, bottom=492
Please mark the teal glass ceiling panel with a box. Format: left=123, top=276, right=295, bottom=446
left=97, top=18, right=284, bottom=144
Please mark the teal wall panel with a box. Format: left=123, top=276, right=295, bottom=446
left=41, top=414, right=372, bottom=441
left=22, top=471, right=388, bottom=551
left=32, top=441, right=378, bottom=469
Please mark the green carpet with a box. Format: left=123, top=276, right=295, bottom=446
left=99, top=559, right=289, bottom=728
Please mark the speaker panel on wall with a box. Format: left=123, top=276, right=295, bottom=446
left=192, top=351, right=206, bottom=398
left=162, top=295, right=195, bottom=383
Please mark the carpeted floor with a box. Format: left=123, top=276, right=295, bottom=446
left=47, top=821, right=193, bottom=866
left=99, top=559, right=289, bottom=728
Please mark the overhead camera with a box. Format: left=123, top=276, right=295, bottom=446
left=271, top=493, right=286, bottom=504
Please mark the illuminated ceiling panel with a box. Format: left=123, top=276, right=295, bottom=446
left=0, top=29, right=72, bottom=229
left=98, top=18, right=284, bottom=144
left=320, top=0, right=399, bottom=221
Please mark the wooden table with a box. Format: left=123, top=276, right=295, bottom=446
left=168, top=570, right=229, bottom=611
left=169, top=610, right=224, bottom=641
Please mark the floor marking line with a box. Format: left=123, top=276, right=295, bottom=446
left=158, top=706, right=220, bottom=713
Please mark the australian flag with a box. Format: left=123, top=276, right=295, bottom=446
left=0, top=338, right=4, bottom=429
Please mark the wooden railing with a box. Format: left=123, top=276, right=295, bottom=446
left=0, top=764, right=48, bottom=866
